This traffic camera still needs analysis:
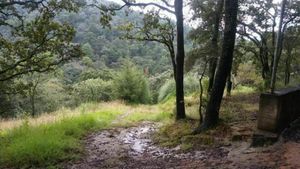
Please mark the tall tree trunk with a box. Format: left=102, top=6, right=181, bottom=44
left=30, top=93, right=35, bottom=117
left=208, top=0, right=224, bottom=93
left=167, top=45, right=177, bottom=82
left=199, top=61, right=209, bottom=123
left=174, top=0, right=186, bottom=120
left=285, top=49, right=292, bottom=85
left=195, top=0, right=239, bottom=131
left=271, top=0, right=287, bottom=92
left=30, top=81, right=39, bottom=117
left=226, top=72, right=232, bottom=96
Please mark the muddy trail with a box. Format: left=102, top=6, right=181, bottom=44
left=65, top=122, right=300, bottom=169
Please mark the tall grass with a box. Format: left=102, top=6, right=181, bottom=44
left=0, top=101, right=127, bottom=130
left=0, top=101, right=173, bottom=168
left=0, top=105, right=122, bottom=168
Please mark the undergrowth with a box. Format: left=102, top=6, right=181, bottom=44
left=0, top=110, right=121, bottom=169
left=0, top=101, right=173, bottom=169
left=154, top=92, right=259, bottom=150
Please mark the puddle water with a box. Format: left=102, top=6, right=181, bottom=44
left=68, top=121, right=285, bottom=169
left=120, top=123, right=155, bottom=155
left=118, top=122, right=207, bottom=160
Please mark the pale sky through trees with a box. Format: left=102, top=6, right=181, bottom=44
left=108, top=0, right=283, bottom=28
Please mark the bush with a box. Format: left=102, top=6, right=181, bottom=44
left=158, top=74, right=200, bottom=102
left=235, top=63, right=264, bottom=90
left=149, top=70, right=172, bottom=103
left=73, top=78, right=114, bottom=103
left=37, top=79, right=72, bottom=113
left=113, top=61, right=151, bottom=104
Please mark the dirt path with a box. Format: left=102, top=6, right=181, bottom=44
left=64, top=121, right=300, bottom=169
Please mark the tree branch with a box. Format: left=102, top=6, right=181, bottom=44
left=121, top=0, right=175, bottom=14
left=0, top=0, right=44, bottom=8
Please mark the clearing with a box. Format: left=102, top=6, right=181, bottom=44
left=1, top=93, right=300, bottom=169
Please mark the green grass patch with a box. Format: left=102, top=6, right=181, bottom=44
left=153, top=120, right=197, bottom=148
left=124, top=112, right=173, bottom=123
left=0, top=110, right=121, bottom=169
left=153, top=120, right=233, bottom=150
left=232, top=85, right=256, bottom=95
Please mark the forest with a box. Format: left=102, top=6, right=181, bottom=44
left=0, top=0, right=300, bottom=168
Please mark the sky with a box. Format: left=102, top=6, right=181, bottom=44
left=107, top=0, right=283, bottom=28
left=107, top=0, right=194, bottom=25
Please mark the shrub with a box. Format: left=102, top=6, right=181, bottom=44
left=113, top=61, right=151, bottom=104
left=235, top=63, right=264, bottom=90
left=73, top=78, right=114, bottom=103
left=158, top=74, right=200, bottom=102
left=149, top=70, right=172, bottom=103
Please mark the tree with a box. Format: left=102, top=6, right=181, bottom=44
left=283, top=26, right=300, bottom=85
left=237, top=0, right=300, bottom=89
left=174, top=0, right=186, bottom=119
left=189, top=0, right=224, bottom=93
left=26, top=74, right=42, bottom=117
left=237, top=0, right=277, bottom=83
left=73, top=78, right=114, bottom=103
left=0, top=0, right=82, bottom=82
left=81, top=43, right=95, bottom=60
left=119, top=11, right=176, bottom=81
left=95, top=0, right=186, bottom=119
left=271, top=0, right=287, bottom=92
left=113, top=60, right=151, bottom=104
left=194, top=0, right=239, bottom=132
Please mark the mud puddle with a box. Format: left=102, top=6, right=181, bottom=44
left=67, top=122, right=211, bottom=169
left=66, top=121, right=300, bottom=169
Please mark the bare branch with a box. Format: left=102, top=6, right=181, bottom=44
left=121, top=0, right=175, bottom=14
left=161, top=0, right=174, bottom=8
left=0, top=0, right=45, bottom=8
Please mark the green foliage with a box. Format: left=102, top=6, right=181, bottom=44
left=158, top=74, right=199, bottom=102
left=158, top=79, right=175, bottom=102
left=36, top=79, right=73, bottom=113
left=123, top=111, right=172, bottom=124
left=73, top=78, right=114, bottom=103
left=149, top=70, right=173, bottom=103
left=0, top=0, right=82, bottom=82
left=153, top=120, right=198, bottom=148
left=0, top=110, right=121, bottom=169
left=60, top=5, right=171, bottom=75
left=81, top=43, right=95, bottom=59
left=63, top=62, right=84, bottom=84
left=79, top=68, right=113, bottom=81
left=235, top=63, right=264, bottom=91
left=113, top=61, right=151, bottom=104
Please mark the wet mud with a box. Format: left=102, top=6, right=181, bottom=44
left=66, top=122, right=300, bottom=169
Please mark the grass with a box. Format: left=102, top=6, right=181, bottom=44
left=232, top=85, right=256, bottom=95
left=0, top=101, right=173, bottom=169
left=154, top=91, right=259, bottom=150
left=0, top=89, right=259, bottom=168
left=153, top=120, right=232, bottom=150
left=0, top=101, right=128, bottom=130
left=0, top=110, right=121, bottom=168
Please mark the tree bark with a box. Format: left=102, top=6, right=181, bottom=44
left=30, top=81, right=39, bottom=117
left=196, top=0, right=239, bottom=131
left=284, top=49, right=292, bottom=85
left=226, top=72, right=232, bottom=96
left=167, top=44, right=177, bottom=82
left=174, top=0, right=186, bottom=120
left=271, top=0, right=287, bottom=92
left=208, top=0, right=224, bottom=93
